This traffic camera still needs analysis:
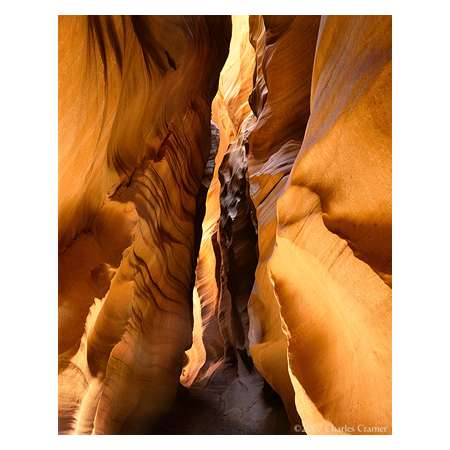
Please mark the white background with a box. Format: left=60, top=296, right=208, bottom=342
left=0, top=0, right=449, bottom=449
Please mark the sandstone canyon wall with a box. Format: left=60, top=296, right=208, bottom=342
left=245, top=15, right=392, bottom=435
left=58, top=15, right=231, bottom=434
left=59, top=15, right=392, bottom=435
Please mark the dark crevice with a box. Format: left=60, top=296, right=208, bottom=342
left=165, top=49, right=177, bottom=70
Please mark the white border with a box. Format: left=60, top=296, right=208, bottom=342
left=55, top=0, right=393, bottom=15
left=2, top=1, right=450, bottom=449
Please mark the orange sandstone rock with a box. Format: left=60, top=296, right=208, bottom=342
left=246, top=15, right=392, bottom=434
left=59, top=14, right=392, bottom=435
left=58, top=15, right=231, bottom=434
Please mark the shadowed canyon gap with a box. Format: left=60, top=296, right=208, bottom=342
left=58, top=15, right=392, bottom=435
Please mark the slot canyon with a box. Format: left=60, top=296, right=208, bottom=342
left=58, top=15, right=392, bottom=435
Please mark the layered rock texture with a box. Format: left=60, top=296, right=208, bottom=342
left=58, top=15, right=231, bottom=434
left=59, top=15, right=392, bottom=435
left=246, top=15, right=392, bottom=435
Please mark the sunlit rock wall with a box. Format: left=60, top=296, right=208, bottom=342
left=271, top=16, right=392, bottom=434
left=245, top=15, right=392, bottom=434
left=246, top=15, right=321, bottom=427
left=58, top=15, right=231, bottom=434
left=180, top=17, right=292, bottom=432
left=182, top=16, right=257, bottom=383
left=59, top=14, right=392, bottom=435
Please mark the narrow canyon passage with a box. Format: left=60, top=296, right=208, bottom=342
left=58, top=15, right=392, bottom=435
left=154, top=16, right=295, bottom=434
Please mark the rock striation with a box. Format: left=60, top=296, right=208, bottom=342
left=182, top=16, right=257, bottom=382
left=58, top=15, right=231, bottom=434
left=59, top=15, right=392, bottom=435
left=177, top=16, right=290, bottom=434
left=270, top=16, right=392, bottom=434
left=242, top=15, right=321, bottom=428
left=245, top=15, right=392, bottom=434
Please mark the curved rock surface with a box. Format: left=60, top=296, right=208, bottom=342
left=183, top=16, right=257, bottom=382
left=272, top=16, right=392, bottom=434
left=177, top=16, right=290, bottom=434
left=245, top=15, right=392, bottom=434
left=246, top=15, right=321, bottom=428
left=58, top=15, right=231, bottom=434
left=59, top=15, right=392, bottom=435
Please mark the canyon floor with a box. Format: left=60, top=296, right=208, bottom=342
left=155, top=363, right=292, bottom=434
